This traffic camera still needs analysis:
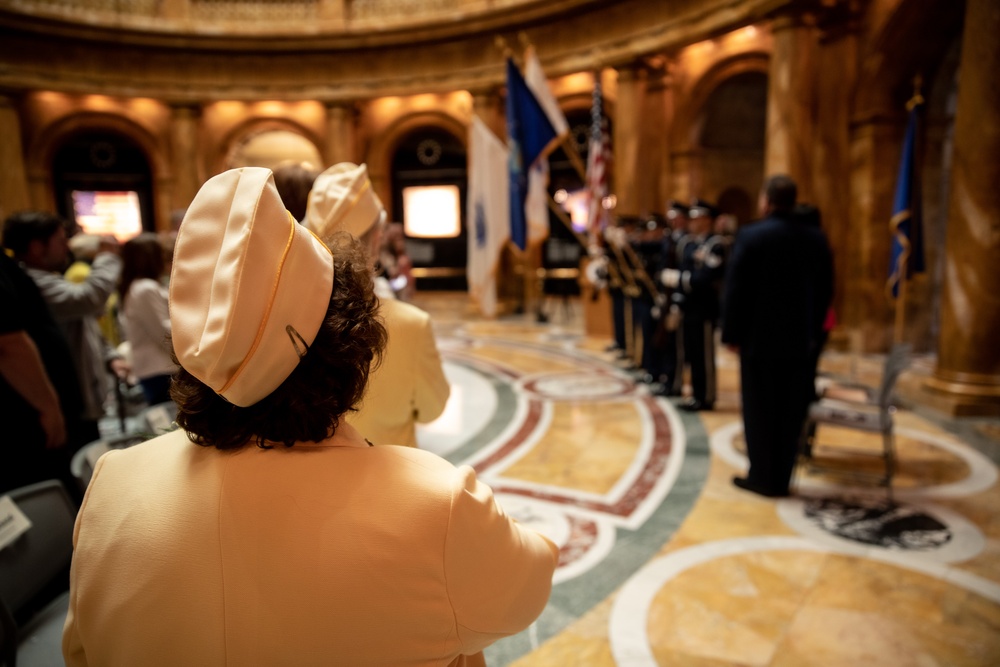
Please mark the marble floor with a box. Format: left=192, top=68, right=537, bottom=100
left=410, top=292, right=1000, bottom=667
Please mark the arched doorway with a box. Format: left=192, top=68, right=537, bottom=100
left=52, top=130, right=155, bottom=240
left=390, top=126, right=467, bottom=291
left=226, top=129, right=322, bottom=171
left=695, top=70, right=768, bottom=225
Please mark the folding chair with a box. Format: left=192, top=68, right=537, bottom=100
left=0, top=480, right=77, bottom=667
left=799, top=343, right=912, bottom=500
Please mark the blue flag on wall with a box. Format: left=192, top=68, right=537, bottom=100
left=887, top=104, right=925, bottom=299
left=506, top=58, right=558, bottom=250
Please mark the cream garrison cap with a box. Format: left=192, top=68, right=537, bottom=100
left=169, top=167, right=334, bottom=407
left=305, top=162, right=386, bottom=240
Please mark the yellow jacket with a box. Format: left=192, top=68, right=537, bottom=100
left=348, top=298, right=450, bottom=447
left=63, top=425, right=557, bottom=666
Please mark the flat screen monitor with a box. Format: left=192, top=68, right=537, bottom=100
left=71, top=190, right=143, bottom=241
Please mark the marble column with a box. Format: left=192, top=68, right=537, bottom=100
left=811, top=9, right=859, bottom=336
left=844, top=116, right=900, bottom=353
left=612, top=64, right=644, bottom=217
left=764, top=13, right=817, bottom=202
left=0, top=96, right=30, bottom=217
left=169, top=104, right=203, bottom=217
left=925, top=0, right=1000, bottom=415
left=324, top=102, right=355, bottom=167
left=642, top=63, right=671, bottom=215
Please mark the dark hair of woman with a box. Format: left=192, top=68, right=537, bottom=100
left=272, top=162, right=319, bottom=222
left=120, top=233, right=166, bottom=308
left=171, top=232, right=387, bottom=450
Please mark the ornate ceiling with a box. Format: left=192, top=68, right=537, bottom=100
left=0, top=0, right=793, bottom=100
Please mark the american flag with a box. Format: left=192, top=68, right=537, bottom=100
left=585, top=75, right=610, bottom=244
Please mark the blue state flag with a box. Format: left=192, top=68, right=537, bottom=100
left=506, top=58, right=558, bottom=250
left=888, top=105, right=925, bottom=298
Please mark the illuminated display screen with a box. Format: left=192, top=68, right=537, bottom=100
left=403, top=185, right=461, bottom=239
left=71, top=190, right=143, bottom=241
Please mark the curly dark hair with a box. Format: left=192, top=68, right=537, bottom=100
left=170, top=232, right=387, bottom=450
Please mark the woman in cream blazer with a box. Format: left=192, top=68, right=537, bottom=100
left=63, top=167, right=557, bottom=667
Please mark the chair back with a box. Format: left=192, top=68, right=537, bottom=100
left=0, top=480, right=75, bottom=618
left=877, top=342, right=912, bottom=409
left=0, top=593, right=14, bottom=667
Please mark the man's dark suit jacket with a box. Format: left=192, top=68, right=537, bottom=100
left=721, top=212, right=833, bottom=359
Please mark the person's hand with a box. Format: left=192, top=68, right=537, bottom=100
left=109, top=357, right=131, bottom=380
left=97, top=235, right=121, bottom=256
left=725, top=344, right=740, bottom=354
left=39, top=405, right=67, bottom=449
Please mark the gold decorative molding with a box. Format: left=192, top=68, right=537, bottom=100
left=0, top=0, right=795, bottom=101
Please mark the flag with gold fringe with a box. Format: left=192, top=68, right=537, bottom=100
left=887, top=103, right=925, bottom=299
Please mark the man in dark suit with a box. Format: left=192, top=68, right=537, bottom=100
left=721, top=175, right=834, bottom=497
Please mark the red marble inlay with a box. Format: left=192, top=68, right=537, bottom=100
left=558, top=515, right=600, bottom=567
left=492, top=395, right=673, bottom=520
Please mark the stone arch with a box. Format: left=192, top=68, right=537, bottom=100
left=671, top=52, right=769, bottom=152
left=215, top=117, right=323, bottom=177
left=27, top=110, right=169, bottom=228
left=366, top=110, right=466, bottom=220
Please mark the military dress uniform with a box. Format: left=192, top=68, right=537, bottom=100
left=653, top=203, right=688, bottom=396
left=668, top=226, right=727, bottom=410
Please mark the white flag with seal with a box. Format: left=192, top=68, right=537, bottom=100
left=467, top=115, right=510, bottom=318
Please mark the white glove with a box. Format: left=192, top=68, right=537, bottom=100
left=660, top=268, right=680, bottom=288
left=585, top=256, right=609, bottom=287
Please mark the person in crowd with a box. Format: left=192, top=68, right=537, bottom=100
left=660, top=199, right=727, bottom=411
left=66, top=232, right=123, bottom=347
left=0, top=249, right=85, bottom=497
left=379, top=221, right=415, bottom=300
left=601, top=220, right=630, bottom=358
left=630, top=214, right=668, bottom=385
left=63, top=167, right=557, bottom=666
left=721, top=175, right=834, bottom=497
left=3, top=211, right=129, bottom=442
left=652, top=201, right=689, bottom=397
left=120, top=232, right=177, bottom=406
left=305, top=162, right=450, bottom=448
left=272, top=161, right=320, bottom=223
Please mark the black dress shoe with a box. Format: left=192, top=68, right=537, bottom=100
left=678, top=398, right=714, bottom=412
left=732, top=476, right=788, bottom=498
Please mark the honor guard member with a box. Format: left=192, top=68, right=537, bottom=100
left=605, top=217, right=642, bottom=366
left=660, top=199, right=727, bottom=411
left=652, top=201, right=689, bottom=396
left=601, top=219, right=628, bottom=359
left=631, top=214, right=668, bottom=384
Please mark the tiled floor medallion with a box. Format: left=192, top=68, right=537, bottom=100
left=518, top=371, right=636, bottom=401
left=777, top=495, right=985, bottom=563
left=803, top=496, right=949, bottom=549
left=497, top=492, right=616, bottom=585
